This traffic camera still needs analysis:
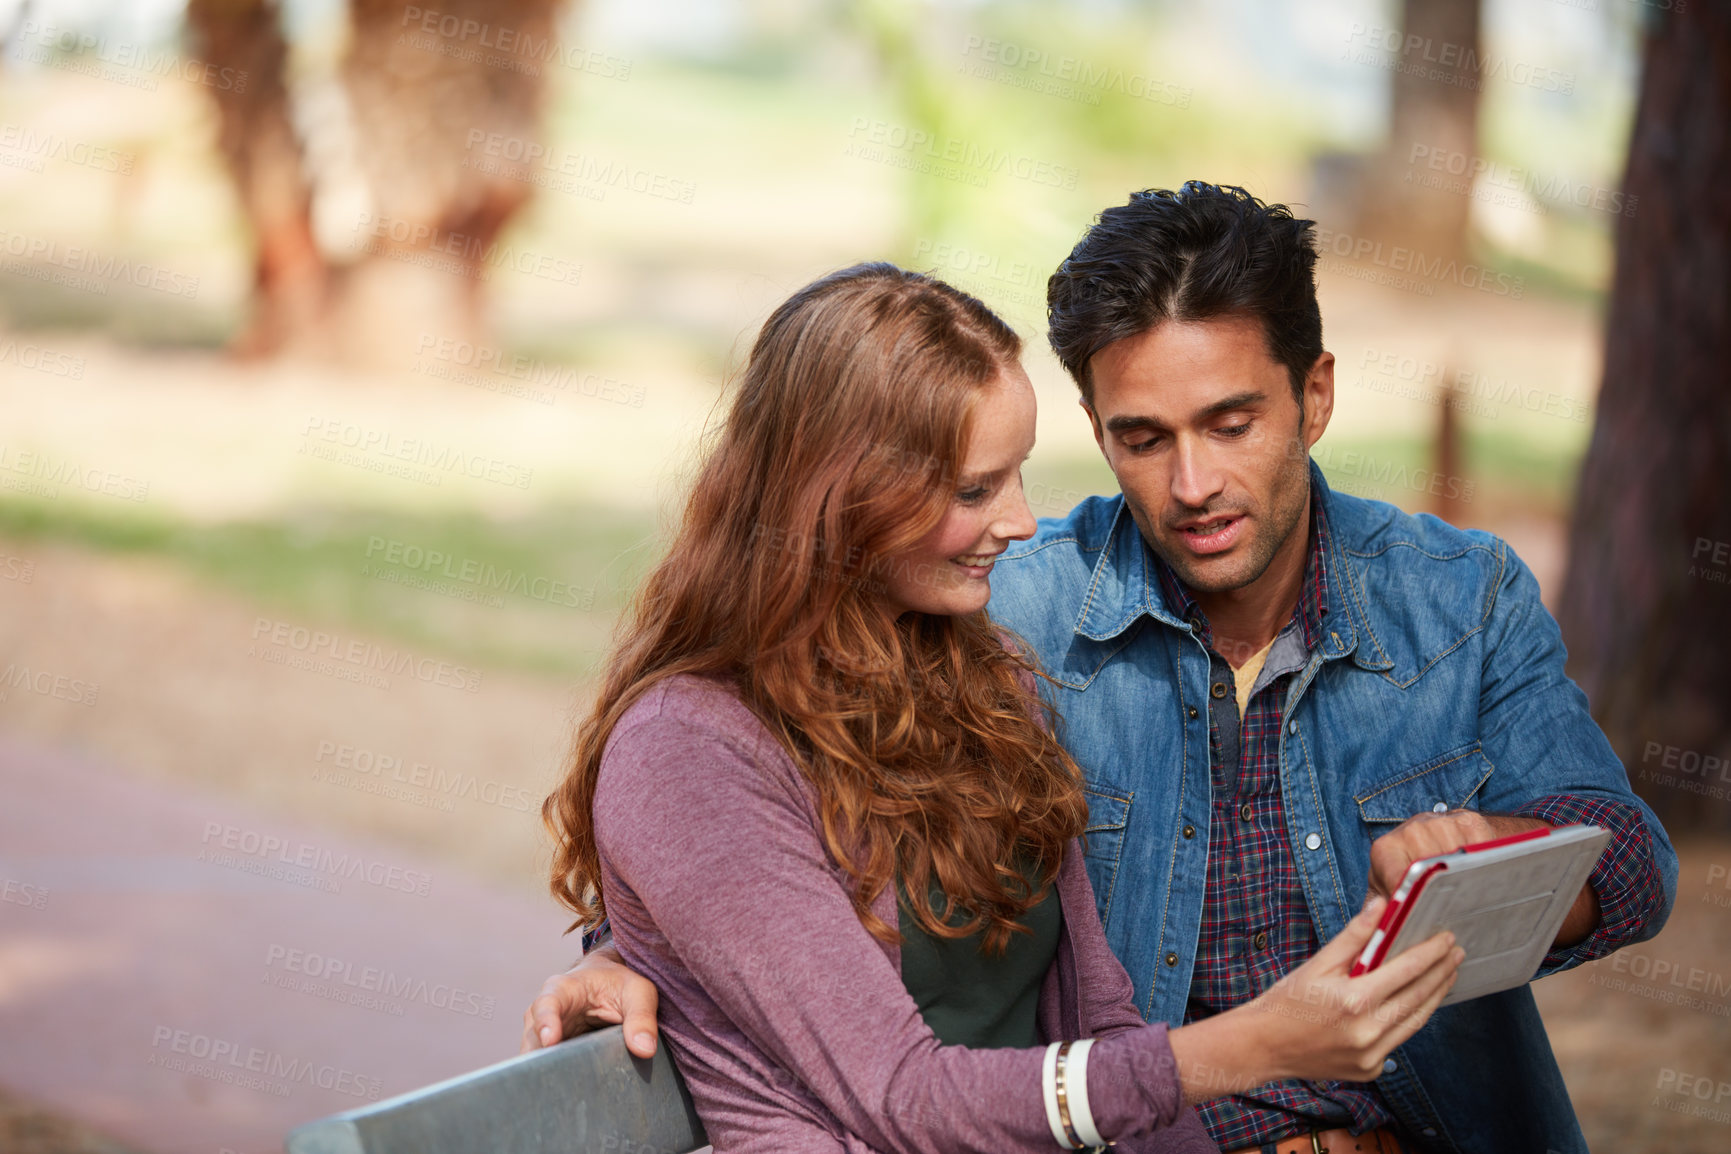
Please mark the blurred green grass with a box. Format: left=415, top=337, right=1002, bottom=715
left=0, top=428, right=1579, bottom=680
left=0, top=498, right=663, bottom=679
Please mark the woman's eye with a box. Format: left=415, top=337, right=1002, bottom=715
left=957, top=487, right=990, bottom=504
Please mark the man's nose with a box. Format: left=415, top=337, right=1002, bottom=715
left=1170, top=438, right=1226, bottom=510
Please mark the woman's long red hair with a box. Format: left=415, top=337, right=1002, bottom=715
left=545, top=263, right=1089, bottom=953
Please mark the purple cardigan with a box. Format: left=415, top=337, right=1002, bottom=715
left=593, top=674, right=1218, bottom=1154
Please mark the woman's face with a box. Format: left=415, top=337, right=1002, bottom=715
left=881, top=364, right=1040, bottom=618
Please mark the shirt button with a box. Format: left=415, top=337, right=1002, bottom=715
left=1254, top=931, right=1268, bottom=950
left=1288, top=720, right=1298, bottom=735
left=1239, top=803, right=1253, bottom=822
left=1211, top=682, right=1228, bottom=699
left=1421, top=1129, right=1437, bottom=1138
left=1432, top=802, right=1449, bottom=813
left=1182, top=824, right=1196, bottom=839
left=1383, top=1058, right=1398, bottom=1074
left=1187, top=706, right=1199, bottom=719
left=1304, top=832, right=1322, bottom=851
left=1165, top=951, right=1179, bottom=967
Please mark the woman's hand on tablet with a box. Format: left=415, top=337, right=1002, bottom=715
left=1168, top=897, right=1463, bottom=1103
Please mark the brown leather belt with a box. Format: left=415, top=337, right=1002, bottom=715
left=1225, top=1125, right=1410, bottom=1154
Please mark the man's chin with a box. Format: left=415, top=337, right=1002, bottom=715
left=1169, top=561, right=1253, bottom=595
left=1153, top=540, right=1257, bottom=595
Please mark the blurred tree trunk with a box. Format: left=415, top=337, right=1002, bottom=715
left=1356, top=0, right=1480, bottom=266
left=1557, top=3, right=1731, bottom=832
left=337, top=0, right=563, bottom=369
left=186, top=0, right=329, bottom=358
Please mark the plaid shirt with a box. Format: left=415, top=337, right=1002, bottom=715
left=1154, top=495, right=1666, bottom=1151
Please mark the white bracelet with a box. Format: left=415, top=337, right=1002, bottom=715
left=1068, top=1037, right=1107, bottom=1148
left=1041, top=1041, right=1071, bottom=1148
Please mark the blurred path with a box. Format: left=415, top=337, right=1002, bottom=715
left=0, top=737, right=581, bottom=1154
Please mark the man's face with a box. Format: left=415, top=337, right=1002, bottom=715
left=1084, top=316, right=1334, bottom=596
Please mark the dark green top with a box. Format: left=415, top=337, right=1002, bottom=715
left=897, top=860, right=1063, bottom=1049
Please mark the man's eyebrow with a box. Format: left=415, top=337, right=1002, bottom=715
left=1198, top=390, right=1269, bottom=419
left=1103, top=390, right=1269, bottom=434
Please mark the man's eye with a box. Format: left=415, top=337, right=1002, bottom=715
left=1217, top=422, right=1252, bottom=438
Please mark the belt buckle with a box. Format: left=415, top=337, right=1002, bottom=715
left=1309, top=1132, right=1329, bottom=1154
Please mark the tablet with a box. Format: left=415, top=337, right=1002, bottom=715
left=1348, top=823, right=1609, bottom=1006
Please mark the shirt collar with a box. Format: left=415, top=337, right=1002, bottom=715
left=1072, top=460, right=1363, bottom=666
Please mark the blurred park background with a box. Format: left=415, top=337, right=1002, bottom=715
left=0, top=0, right=1726, bottom=1150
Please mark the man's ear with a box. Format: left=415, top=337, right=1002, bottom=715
left=1302, top=351, right=1335, bottom=451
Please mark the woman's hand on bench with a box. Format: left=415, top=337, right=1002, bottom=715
left=519, top=943, right=662, bottom=1058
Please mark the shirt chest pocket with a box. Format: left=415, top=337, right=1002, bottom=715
left=1354, top=742, right=1495, bottom=824
left=1080, top=786, right=1132, bottom=923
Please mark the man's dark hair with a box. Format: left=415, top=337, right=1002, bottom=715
left=1047, top=182, right=1323, bottom=403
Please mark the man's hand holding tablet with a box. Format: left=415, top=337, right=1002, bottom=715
left=1349, top=823, right=1612, bottom=1006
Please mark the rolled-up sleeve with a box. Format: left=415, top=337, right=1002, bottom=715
left=1514, top=793, right=1667, bottom=971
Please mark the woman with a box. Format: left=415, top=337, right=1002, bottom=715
left=544, top=263, right=1460, bottom=1153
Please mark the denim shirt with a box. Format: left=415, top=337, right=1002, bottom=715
left=986, top=462, right=1678, bottom=1154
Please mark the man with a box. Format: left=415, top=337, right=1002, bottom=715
left=522, top=183, right=1674, bottom=1154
